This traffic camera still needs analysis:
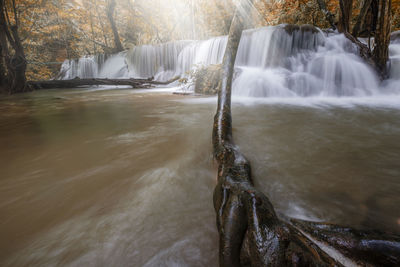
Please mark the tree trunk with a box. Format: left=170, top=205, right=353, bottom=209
left=0, top=38, right=6, bottom=90
left=372, top=0, right=392, bottom=77
left=213, top=2, right=338, bottom=266
left=316, top=0, right=336, bottom=29
left=340, top=0, right=391, bottom=78
left=106, top=0, right=123, bottom=53
left=89, top=9, right=97, bottom=54
left=352, top=0, right=373, bottom=36
left=0, top=0, right=27, bottom=94
left=7, top=52, right=26, bottom=93
left=212, top=1, right=400, bottom=266
left=7, top=26, right=27, bottom=93
left=95, top=0, right=110, bottom=51
left=338, top=0, right=353, bottom=32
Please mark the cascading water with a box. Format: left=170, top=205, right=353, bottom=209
left=381, top=31, right=400, bottom=93
left=236, top=25, right=324, bottom=68
left=232, top=25, right=380, bottom=97
left=59, top=55, right=107, bottom=80
left=126, top=41, right=192, bottom=82
left=391, top=47, right=400, bottom=71
left=57, top=25, right=400, bottom=98
left=179, top=36, right=228, bottom=72
left=389, top=40, right=400, bottom=80
left=77, top=57, right=98, bottom=78
left=59, top=59, right=78, bottom=80
left=98, top=53, right=129, bottom=79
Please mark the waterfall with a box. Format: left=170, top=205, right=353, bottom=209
left=236, top=25, right=325, bottom=68
left=176, top=36, right=228, bottom=76
left=59, top=55, right=106, bottom=80
left=232, top=26, right=379, bottom=97
left=390, top=43, right=400, bottom=79
left=384, top=41, right=400, bottom=94
left=126, top=41, right=192, bottom=81
left=57, top=24, right=400, bottom=98
left=98, top=53, right=129, bottom=79
left=59, top=59, right=77, bottom=80
left=77, top=57, right=98, bottom=78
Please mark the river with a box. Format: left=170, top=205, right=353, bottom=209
left=0, top=88, right=400, bottom=266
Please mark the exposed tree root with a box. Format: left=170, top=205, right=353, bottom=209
left=291, top=219, right=400, bottom=266
left=212, top=2, right=400, bottom=266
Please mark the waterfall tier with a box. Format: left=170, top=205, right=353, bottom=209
left=58, top=24, right=400, bottom=97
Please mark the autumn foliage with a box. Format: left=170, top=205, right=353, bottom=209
left=1, top=0, right=400, bottom=81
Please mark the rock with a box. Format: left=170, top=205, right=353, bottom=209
left=283, top=24, right=320, bottom=35
left=194, top=64, right=222, bottom=95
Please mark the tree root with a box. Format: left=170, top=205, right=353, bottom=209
left=212, top=2, right=400, bottom=266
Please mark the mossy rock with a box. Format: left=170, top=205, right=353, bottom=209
left=283, top=24, right=320, bottom=35
left=194, top=64, right=222, bottom=95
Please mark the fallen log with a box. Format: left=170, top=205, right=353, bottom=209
left=27, top=77, right=179, bottom=90
left=212, top=1, right=400, bottom=266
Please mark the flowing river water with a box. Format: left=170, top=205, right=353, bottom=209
left=1, top=87, right=400, bottom=266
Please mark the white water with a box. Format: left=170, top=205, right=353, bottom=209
left=58, top=25, right=400, bottom=98
left=389, top=44, right=400, bottom=78
left=59, top=55, right=107, bottom=79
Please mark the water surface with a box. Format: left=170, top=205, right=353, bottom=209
left=1, top=88, right=400, bottom=266
left=0, top=88, right=218, bottom=266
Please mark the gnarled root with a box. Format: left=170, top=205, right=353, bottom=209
left=213, top=144, right=341, bottom=266
left=291, top=219, right=400, bottom=266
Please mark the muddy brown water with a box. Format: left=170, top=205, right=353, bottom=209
left=0, top=88, right=399, bottom=266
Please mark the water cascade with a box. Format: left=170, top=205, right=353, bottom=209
left=233, top=25, right=380, bottom=97
left=126, top=41, right=192, bottom=81
left=59, top=54, right=107, bottom=80
left=390, top=43, right=400, bottom=80
left=98, top=53, right=129, bottom=79
left=58, top=25, right=400, bottom=97
left=380, top=31, right=400, bottom=93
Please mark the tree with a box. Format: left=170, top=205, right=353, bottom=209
left=338, top=0, right=353, bottom=32
left=213, top=1, right=338, bottom=266
left=352, top=0, right=373, bottom=37
left=212, top=1, right=400, bottom=265
left=372, top=0, right=392, bottom=76
left=331, top=0, right=393, bottom=77
left=106, top=0, right=123, bottom=52
left=0, top=0, right=397, bottom=84
left=315, top=0, right=337, bottom=29
left=0, top=0, right=27, bottom=93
